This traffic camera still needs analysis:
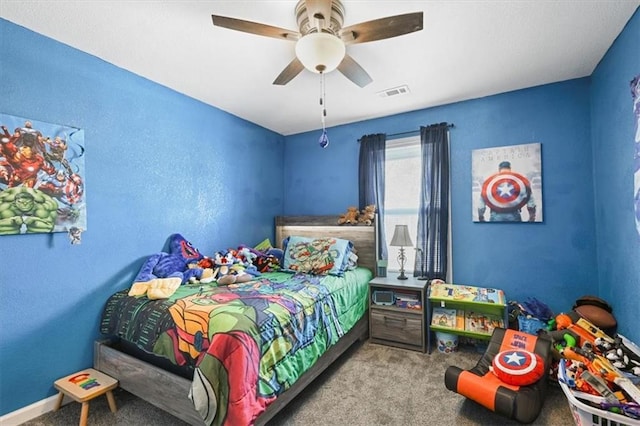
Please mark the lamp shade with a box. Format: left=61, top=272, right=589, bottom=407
left=390, top=224, right=413, bottom=247
left=295, top=33, right=346, bottom=74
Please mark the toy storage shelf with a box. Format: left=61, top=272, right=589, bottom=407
left=427, top=283, right=508, bottom=353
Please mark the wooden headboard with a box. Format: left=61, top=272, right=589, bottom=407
left=275, top=216, right=378, bottom=274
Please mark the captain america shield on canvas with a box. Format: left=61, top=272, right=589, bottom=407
left=481, top=171, right=532, bottom=213
left=472, top=143, right=543, bottom=222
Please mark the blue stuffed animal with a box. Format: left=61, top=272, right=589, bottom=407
left=128, top=234, right=213, bottom=299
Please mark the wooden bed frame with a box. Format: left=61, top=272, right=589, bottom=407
left=94, top=215, right=378, bottom=425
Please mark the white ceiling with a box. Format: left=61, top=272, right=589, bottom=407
left=1, top=1, right=638, bottom=136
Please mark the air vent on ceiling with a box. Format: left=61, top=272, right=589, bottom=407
left=377, top=85, right=410, bottom=98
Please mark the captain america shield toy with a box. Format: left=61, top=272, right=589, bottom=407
left=481, top=172, right=532, bottom=213
left=491, top=350, right=545, bottom=386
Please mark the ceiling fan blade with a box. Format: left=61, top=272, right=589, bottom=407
left=212, top=15, right=300, bottom=41
left=273, top=57, right=305, bottom=85
left=337, top=54, right=373, bottom=88
left=305, top=0, right=333, bottom=32
left=340, top=12, right=423, bottom=45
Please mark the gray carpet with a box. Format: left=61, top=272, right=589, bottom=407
left=21, top=341, right=572, bottom=425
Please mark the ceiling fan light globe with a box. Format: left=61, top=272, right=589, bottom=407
left=295, top=33, right=346, bottom=74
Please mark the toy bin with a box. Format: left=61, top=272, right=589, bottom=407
left=435, top=331, right=458, bottom=354
left=558, top=372, right=638, bottom=426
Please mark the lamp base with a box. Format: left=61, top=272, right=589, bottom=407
left=397, top=271, right=408, bottom=280
left=416, top=276, right=429, bottom=281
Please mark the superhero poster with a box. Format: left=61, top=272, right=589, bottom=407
left=0, top=113, right=86, bottom=236
left=632, top=74, right=640, bottom=238
left=472, top=143, right=543, bottom=223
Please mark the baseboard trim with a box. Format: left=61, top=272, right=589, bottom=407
left=0, top=394, right=70, bottom=426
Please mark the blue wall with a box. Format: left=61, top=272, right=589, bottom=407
left=0, top=19, right=284, bottom=415
left=591, top=9, right=640, bottom=343
left=285, top=79, right=597, bottom=318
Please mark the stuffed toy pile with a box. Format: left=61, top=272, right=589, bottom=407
left=211, top=243, right=284, bottom=284
left=128, top=234, right=285, bottom=299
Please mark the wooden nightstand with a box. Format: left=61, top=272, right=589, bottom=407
left=368, top=276, right=428, bottom=352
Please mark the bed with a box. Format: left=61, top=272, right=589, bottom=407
left=94, top=215, right=378, bottom=425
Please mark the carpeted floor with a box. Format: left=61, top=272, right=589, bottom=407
left=21, top=340, right=573, bottom=425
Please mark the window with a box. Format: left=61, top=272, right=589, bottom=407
left=384, top=136, right=421, bottom=274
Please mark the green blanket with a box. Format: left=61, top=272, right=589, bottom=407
left=101, top=268, right=371, bottom=425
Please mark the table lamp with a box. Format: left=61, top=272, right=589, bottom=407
left=390, top=224, right=413, bottom=280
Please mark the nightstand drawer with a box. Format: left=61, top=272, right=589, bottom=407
left=370, top=309, right=423, bottom=347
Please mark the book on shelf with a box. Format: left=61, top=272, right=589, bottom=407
left=429, top=283, right=506, bottom=305
left=464, top=311, right=505, bottom=335
left=431, top=307, right=464, bottom=330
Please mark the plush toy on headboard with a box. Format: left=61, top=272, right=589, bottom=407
left=358, top=204, right=377, bottom=226
left=128, top=234, right=214, bottom=299
left=338, top=206, right=359, bottom=225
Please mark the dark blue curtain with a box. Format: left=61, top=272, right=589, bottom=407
left=358, top=133, right=388, bottom=275
left=415, top=123, right=450, bottom=280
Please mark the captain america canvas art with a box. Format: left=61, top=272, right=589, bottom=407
left=472, top=143, right=543, bottom=223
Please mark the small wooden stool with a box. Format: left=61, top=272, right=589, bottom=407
left=53, top=368, right=118, bottom=426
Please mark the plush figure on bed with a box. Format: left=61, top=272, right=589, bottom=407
left=254, top=249, right=282, bottom=272
left=252, top=238, right=284, bottom=272
left=128, top=234, right=214, bottom=299
left=212, top=251, right=253, bottom=285
left=226, top=247, right=261, bottom=278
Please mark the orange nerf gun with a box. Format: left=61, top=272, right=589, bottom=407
left=564, top=317, right=614, bottom=347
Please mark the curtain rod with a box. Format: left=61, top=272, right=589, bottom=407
left=388, top=123, right=454, bottom=139
left=358, top=123, right=454, bottom=142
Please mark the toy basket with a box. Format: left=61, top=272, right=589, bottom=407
left=558, top=379, right=639, bottom=426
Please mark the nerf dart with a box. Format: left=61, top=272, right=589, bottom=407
left=619, top=334, right=640, bottom=359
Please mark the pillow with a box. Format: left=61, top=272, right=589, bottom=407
left=491, top=350, right=545, bottom=386
left=282, top=235, right=353, bottom=276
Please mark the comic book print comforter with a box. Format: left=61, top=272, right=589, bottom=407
left=100, top=267, right=371, bottom=425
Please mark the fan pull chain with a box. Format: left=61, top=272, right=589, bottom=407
left=318, top=71, right=329, bottom=148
